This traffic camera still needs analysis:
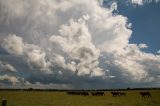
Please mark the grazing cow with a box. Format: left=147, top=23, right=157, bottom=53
left=111, top=92, right=120, bottom=97
left=91, top=92, right=105, bottom=96
left=81, top=92, right=89, bottom=96
left=139, top=92, right=151, bottom=98
left=67, top=91, right=90, bottom=96
left=67, top=91, right=81, bottom=95
left=111, top=92, right=126, bottom=97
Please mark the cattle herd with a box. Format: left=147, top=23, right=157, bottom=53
left=67, top=91, right=105, bottom=96
left=67, top=91, right=152, bottom=97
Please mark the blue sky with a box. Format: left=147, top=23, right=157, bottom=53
left=0, top=0, right=160, bottom=89
left=116, top=1, right=160, bottom=54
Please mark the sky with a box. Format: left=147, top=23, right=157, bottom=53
left=0, top=0, right=160, bottom=89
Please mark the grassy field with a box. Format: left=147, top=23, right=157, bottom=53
left=0, top=90, right=160, bottom=106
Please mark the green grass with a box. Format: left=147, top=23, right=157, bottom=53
left=0, top=90, right=160, bottom=106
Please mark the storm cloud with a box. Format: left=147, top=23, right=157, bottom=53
left=0, top=0, right=160, bottom=89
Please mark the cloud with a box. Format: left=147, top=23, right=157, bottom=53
left=50, top=19, right=104, bottom=76
left=0, top=75, right=19, bottom=85
left=26, top=49, right=51, bottom=74
left=131, top=0, right=143, bottom=5
left=0, top=60, right=16, bottom=72
left=2, top=34, right=24, bottom=55
left=129, top=0, right=160, bottom=5
left=157, top=50, right=160, bottom=54
left=138, top=43, right=148, bottom=49
left=0, top=0, right=160, bottom=89
left=104, top=44, right=160, bottom=85
left=2, top=34, right=51, bottom=74
left=101, top=0, right=160, bottom=6
left=24, top=82, right=73, bottom=89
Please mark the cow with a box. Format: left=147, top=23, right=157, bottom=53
left=91, top=92, right=105, bottom=96
left=67, top=91, right=81, bottom=95
left=111, top=92, right=126, bottom=97
left=67, top=91, right=89, bottom=96
left=139, top=92, right=151, bottom=98
left=81, top=92, right=89, bottom=96
left=111, top=92, right=120, bottom=97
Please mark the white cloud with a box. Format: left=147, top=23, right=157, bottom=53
left=24, top=82, right=73, bottom=89
left=106, top=44, right=160, bottom=83
left=2, top=35, right=52, bottom=74
left=131, top=0, right=143, bottom=5
left=0, top=60, right=16, bottom=72
left=0, top=75, right=19, bottom=85
left=26, top=49, right=52, bottom=74
left=130, top=0, right=160, bottom=5
left=157, top=50, right=160, bottom=54
left=50, top=19, right=103, bottom=76
left=138, top=43, right=148, bottom=49
left=2, top=34, right=24, bottom=55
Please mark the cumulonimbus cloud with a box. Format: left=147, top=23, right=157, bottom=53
left=0, top=0, right=160, bottom=89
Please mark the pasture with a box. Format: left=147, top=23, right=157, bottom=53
left=0, top=90, right=160, bottom=106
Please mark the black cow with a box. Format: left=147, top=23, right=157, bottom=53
left=67, top=91, right=89, bottom=96
left=139, top=92, right=151, bottom=98
left=81, top=92, right=89, bottom=96
left=67, top=91, right=81, bottom=95
left=111, top=92, right=120, bottom=97
left=91, top=92, right=105, bottom=96
left=111, top=92, right=126, bottom=97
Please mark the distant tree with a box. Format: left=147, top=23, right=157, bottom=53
left=28, top=88, right=33, bottom=91
left=127, top=87, right=130, bottom=90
